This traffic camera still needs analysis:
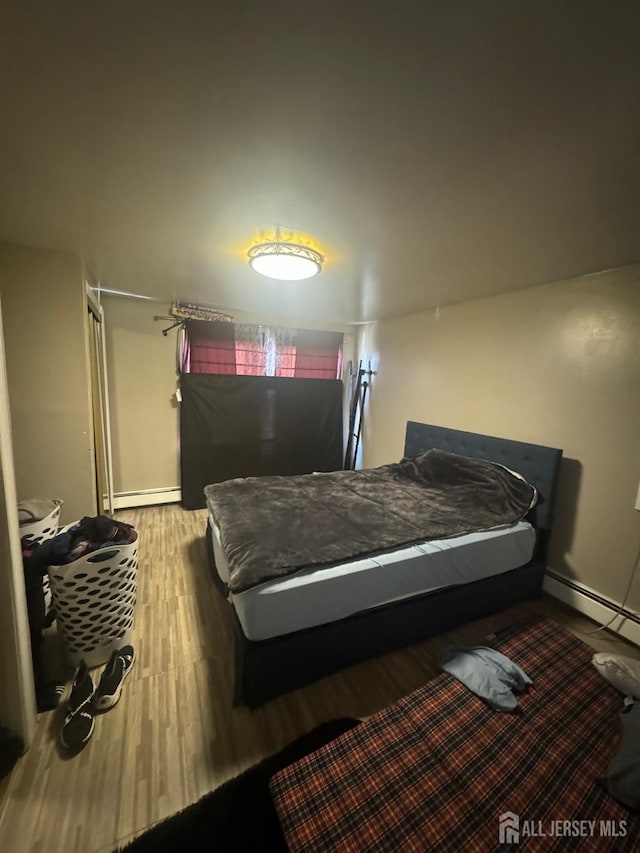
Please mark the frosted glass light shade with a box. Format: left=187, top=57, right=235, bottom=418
left=248, top=242, right=323, bottom=281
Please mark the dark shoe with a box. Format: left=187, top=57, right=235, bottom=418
left=60, top=661, right=95, bottom=750
left=36, top=682, right=65, bottom=712
left=0, top=726, right=24, bottom=778
left=94, top=645, right=135, bottom=712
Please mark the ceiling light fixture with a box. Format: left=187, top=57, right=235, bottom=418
left=248, top=232, right=323, bottom=281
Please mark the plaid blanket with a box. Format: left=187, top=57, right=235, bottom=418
left=271, top=618, right=640, bottom=851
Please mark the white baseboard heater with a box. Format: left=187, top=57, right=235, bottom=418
left=104, top=487, right=182, bottom=510
left=544, top=569, right=640, bottom=648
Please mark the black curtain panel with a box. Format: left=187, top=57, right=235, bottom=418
left=180, top=374, right=344, bottom=509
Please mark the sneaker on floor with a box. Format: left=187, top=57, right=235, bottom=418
left=60, top=661, right=95, bottom=751
left=36, top=682, right=65, bottom=712
left=93, top=645, right=135, bottom=712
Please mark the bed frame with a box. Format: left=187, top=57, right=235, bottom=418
left=206, top=421, right=563, bottom=707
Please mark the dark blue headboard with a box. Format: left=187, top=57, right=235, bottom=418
left=404, top=422, right=563, bottom=532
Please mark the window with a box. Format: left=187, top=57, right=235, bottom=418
left=294, top=329, right=344, bottom=380
left=185, top=321, right=235, bottom=374
left=182, top=322, right=343, bottom=380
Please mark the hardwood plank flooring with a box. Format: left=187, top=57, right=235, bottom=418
left=0, top=504, right=638, bottom=852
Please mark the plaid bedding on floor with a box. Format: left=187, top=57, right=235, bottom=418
left=271, top=617, right=640, bottom=851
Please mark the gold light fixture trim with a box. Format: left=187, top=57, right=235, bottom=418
left=248, top=235, right=324, bottom=281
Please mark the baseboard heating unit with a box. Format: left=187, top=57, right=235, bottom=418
left=544, top=569, right=640, bottom=647
left=106, top=487, right=182, bottom=510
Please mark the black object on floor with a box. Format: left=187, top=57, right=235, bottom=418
left=0, top=726, right=24, bottom=779
left=180, top=373, right=344, bottom=509
left=94, top=645, right=135, bottom=712
left=60, top=661, right=95, bottom=751
left=21, top=536, right=53, bottom=711
left=117, top=717, right=360, bottom=852
left=36, top=682, right=65, bottom=712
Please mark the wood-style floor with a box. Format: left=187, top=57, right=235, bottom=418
left=0, top=504, right=638, bottom=852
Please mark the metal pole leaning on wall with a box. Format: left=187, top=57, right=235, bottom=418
left=344, top=360, right=363, bottom=469
left=352, top=375, right=369, bottom=467
left=344, top=361, right=373, bottom=470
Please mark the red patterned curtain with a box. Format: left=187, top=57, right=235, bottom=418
left=275, top=344, right=296, bottom=377
left=235, top=326, right=267, bottom=375
left=294, top=330, right=344, bottom=379
left=184, top=322, right=343, bottom=379
left=186, top=321, right=236, bottom=374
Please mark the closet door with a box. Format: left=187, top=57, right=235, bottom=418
left=86, top=286, right=114, bottom=515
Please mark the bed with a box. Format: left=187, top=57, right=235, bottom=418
left=270, top=616, right=640, bottom=851
left=205, top=422, right=563, bottom=706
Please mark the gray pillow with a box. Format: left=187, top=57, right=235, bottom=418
left=599, top=701, right=640, bottom=811
left=592, top=653, right=640, bottom=699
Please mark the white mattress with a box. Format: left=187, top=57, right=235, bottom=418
left=210, top=518, right=536, bottom=641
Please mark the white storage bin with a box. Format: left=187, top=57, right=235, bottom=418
left=19, top=499, right=63, bottom=615
left=47, top=532, right=138, bottom=668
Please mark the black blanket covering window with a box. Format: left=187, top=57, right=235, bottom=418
left=180, top=374, right=343, bottom=509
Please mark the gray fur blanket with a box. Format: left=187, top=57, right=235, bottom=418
left=205, top=449, right=537, bottom=594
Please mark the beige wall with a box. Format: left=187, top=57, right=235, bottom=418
left=0, top=242, right=96, bottom=523
left=357, top=264, right=640, bottom=609
left=0, top=296, right=36, bottom=744
left=102, top=298, right=356, bottom=496
left=103, top=297, right=180, bottom=494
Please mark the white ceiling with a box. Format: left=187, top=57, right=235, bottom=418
left=1, top=2, right=639, bottom=324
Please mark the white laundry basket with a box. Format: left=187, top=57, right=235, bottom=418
left=18, top=499, right=63, bottom=544
left=47, top=531, right=138, bottom=668
left=19, top=499, right=63, bottom=614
